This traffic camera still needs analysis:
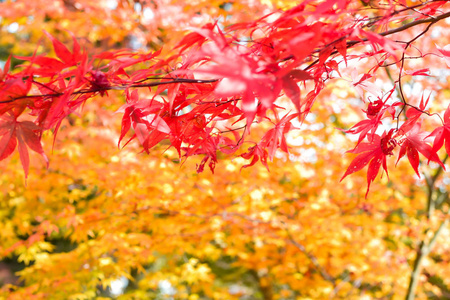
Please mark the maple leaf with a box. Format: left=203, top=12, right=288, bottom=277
left=351, top=70, right=380, bottom=97
left=0, top=75, right=32, bottom=105
left=427, top=104, right=450, bottom=158
left=341, top=130, right=396, bottom=197
left=436, top=44, right=450, bottom=68
left=334, top=38, right=348, bottom=65
left=396, top=123, right=444, bottom=176
left=344, top=118, right=381, bottom=146
left=0, top=55, right=11, bottom=81
left=282, top=70, right=313, bottom=113
left=188, top=27, right=279, bottom=127
left=404, top=68, right=430, bottom=77
left=240, top=144, right=269, bottom=171
left=359, top=29, right=404, bottom=59
left=43, top=30, right=81, bottom=66
left=15, top=55, right=66, bottom=76
left=315, top=0, right=347, bottom=13
left=195, top=154, right=217, bottom=173
left=175, top=23, right=214, bottom=53
left=344, top=96, right=401, bottom=148
left=397, top=93, right=430, bottom=135
left=260, top=113, right=298, bottom=160
left=117, top=91, right=170, bottom=150
left=0, top=113, right=48, bottom=178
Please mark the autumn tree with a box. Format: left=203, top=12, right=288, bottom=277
left=1, top=0, right=450, bottom=299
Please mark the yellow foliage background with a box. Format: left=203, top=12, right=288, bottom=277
left=1, top=0, right=450, bottom=299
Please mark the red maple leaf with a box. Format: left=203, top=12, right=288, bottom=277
left=116, top=91, right=170, bottom=150
left=397, top=94, right=430, bottom=135
left=0, top=113, right=48, bottom=178
left=436, top=44, right=450, bottom=68
left=427, top=104, right=450, bottom=158
left=240, top=144, right=269, bottom=171
left=260, top=113, right=298, bottom=160
left=344, top=119, right=381, bottom=146
left=396, top=123, right=444, bottom=176
left=282, top=70, right=313, bottom=113
left=341, top=130, right=396, bottom=197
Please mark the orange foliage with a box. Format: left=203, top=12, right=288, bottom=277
left=1, top=1, right=450, bottom=300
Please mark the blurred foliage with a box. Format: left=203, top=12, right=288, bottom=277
left=1, top=0, right=450, bottom=299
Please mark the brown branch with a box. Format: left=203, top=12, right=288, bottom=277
left=0, top=78, right=218, bottom=104
left=380, top=10, right=450, bottom=38
left=406, top=155, right=450, bottom=300
left=249, top=270, right=274, bottom=300
left=406, top=215, right=449, bottom=300
left=425, top=155, right=449, bottom=219
left=396, top=19, right=435, bottom=122
left=282, top=224, right=336, bottom=285
left=305, top=9, right=450, bottom=71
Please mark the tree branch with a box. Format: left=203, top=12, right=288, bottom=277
left=425, top=155, right=448, bottom=219
left=406, top=215, right=449, bottom=300
left=0, top=78, right=218, bottom=104
left=380, top=10, right=450, bottom=38
left=305, top=10, right=450, bottom=71
left=406, top=155, right=449, bottom=300
left=283, top=226, right=336, bottom=285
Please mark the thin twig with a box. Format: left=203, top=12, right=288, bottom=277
left=283, top=224, right=336, bottom=285
left=305, top=10, right=450, bottom=71
left=406, top=154, right=450, bottom=300
left=0, top=78, right=218, bottom=104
